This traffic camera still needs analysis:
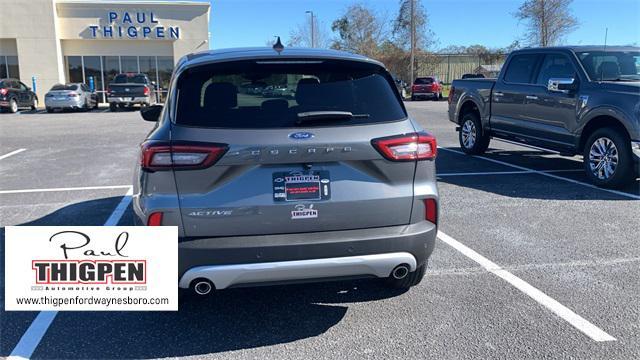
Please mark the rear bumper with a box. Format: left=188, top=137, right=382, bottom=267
left=178, top=221, right=436, bottom=288
left=45, top=98, right=82, bottom=108
left=179, top=252, right=417, bottom=289
left=107, top=96, right=150, bottom=104
left=412, top=92, right=437, bottom=98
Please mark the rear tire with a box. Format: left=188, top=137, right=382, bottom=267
left=109, top=103, right=117, bottom=112
left=411, top=95, right=416, bottom=101
left=385, top=264, right=426, bottom=289
left=438, top=92, right=443, bottom=101
left=459, top=112, right=490, bottom=155
left=31, top=98, right=37, bottom=110
left=583, top=127, right=635, bottom=188
left=46, top=107, right=53, bottom=113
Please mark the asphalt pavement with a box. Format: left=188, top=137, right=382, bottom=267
left=1, top=102, right=639, bottom=359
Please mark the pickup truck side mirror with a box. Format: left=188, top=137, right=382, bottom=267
left=547, top=78, right=577, bottom=94
left=140, top=104, right=163, bottom=122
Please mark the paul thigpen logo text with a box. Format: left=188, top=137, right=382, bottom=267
left=32, top=230, right=146, bottom=284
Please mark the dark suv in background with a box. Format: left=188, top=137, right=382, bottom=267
left=0, top=78, right=38, bottom=113
left=135, top=47, right=439, bottom=295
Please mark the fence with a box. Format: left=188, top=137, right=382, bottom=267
left=415, top=53, right=508, bottom=84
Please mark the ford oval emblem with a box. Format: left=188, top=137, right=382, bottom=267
left=289, top=132, right=315, bottom=140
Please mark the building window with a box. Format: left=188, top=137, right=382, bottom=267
left=1, top=56, right=20, bottom=78
left=83, top=56, right=104, bottom=101
left=120, top=56, right=138, bottom=73
left=65, top=55, right=174, bottom=103
left=157, top=56, right=174, bottom=102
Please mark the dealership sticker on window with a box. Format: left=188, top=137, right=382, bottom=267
left=4, top=226, right=178, bottom=311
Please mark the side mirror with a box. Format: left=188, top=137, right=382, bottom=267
left=140, top=104, right=163, bottom=122
left=548, top=78, right=576, bottom=94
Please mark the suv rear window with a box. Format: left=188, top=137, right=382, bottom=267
left=175, top=59, right=406, bottom=128
left=414, top=77, right=434, bottom=84
left=114, top=74, right=147, bottom=84
left=51, top=84, right=79, bottom=91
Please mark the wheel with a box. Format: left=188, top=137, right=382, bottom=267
left=385, top=264, right=426, bottom=289
left=93, top=99, right=99, bottom=109
left=411, top=95, right=416, bottom=101
left=109, top=103, right=117, bottom=112
left=8, top=99, right=18, bottom=113
left=583, top=127, right=635, bottom=188
left=438, top=92, right=443, bottom=101
left=459, top=112, right=490, bottom=154
left=31, top=98, right=37, bottom=110
left=46, top=107, right=53, bottom=113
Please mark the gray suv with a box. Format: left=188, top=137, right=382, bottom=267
left=134, top=47, right=438, bottom=295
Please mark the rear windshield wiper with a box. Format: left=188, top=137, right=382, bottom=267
left=295, top=111, right=370, bottom=125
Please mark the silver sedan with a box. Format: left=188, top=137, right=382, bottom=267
left=45, top=83, right=98, bottom=112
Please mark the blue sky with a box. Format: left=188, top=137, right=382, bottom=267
left=206, top=0, right=640, bottom=50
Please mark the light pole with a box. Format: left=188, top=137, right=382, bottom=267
left=306, top=10, right=315, bottom=48
left=409, top=0, right=415, bottom=83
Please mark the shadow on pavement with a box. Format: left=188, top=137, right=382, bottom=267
left=1, top=196, right=407, bottom=358
left=437, top=147, right=640, bottom=200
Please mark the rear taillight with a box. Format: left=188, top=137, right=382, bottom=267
left=0, top=88, right=8, bottom=96
left=448, top=86, right=455, bottom=104
left=147, top=212, right=163, bottom=226
left=143, top=86, right=150, bottom=96
left=411, top=85, right=419, bottom=91
left=372, top=132, right=437, bottom=161
left=107, top=87, right=112, bottom=94
left=424, top=198, right=438, bottom=225
left=140, top=141, right=228, bottom=171
left=68, top=93, right=78, bottom=97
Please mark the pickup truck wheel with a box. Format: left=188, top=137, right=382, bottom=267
left=385, top=264, right=426, bottom=289
left=459, top=112, right=490, bottom=154
left=109, top=103, right=117, bottom=112
left=583, top=128, right=634, bottom=188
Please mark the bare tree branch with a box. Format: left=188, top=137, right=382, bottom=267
left=515, top=0, right=578, bottom=47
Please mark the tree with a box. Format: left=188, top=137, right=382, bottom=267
left=288, top=18, right=330, bottom=48
left=515, top=0, right=578, bottom=47
left=330, top=4, right=387, bottom=58
left=393, top=0, right=435, bottom=51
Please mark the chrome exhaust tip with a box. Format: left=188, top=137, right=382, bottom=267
left=391, top=264, right=410, bottom=280
left=192, top=279, right=214, bottom=296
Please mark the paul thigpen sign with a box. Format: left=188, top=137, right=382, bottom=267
left=5, top=226, right=178, bottom=311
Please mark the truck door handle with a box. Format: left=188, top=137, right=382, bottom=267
left=526, top=95, right=538, bottom=100
left=494, top=92, right=504, bottom=97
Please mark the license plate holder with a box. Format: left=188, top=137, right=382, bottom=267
left=273, top=171, right=330, bottom=202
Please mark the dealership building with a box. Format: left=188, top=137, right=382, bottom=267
left=0, top=0, right=210, bottom=103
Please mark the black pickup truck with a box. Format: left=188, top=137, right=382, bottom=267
left=448, top=46, right=640, bottom=188
left=107, top=73, right=156, bottom=111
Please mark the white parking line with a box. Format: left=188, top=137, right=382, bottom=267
left=437, top=230, right=616, bottom=342
left=8, top=187, right=133, bottom=359
left=439, top=147, right=640, bottom=200
left=0, top=148, right=26, bottom=160
left=438, top=169, right=584, bottom=177
left=0, top=185, right=132, bottom=195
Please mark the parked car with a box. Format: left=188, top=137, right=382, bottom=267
left=448, top=46, right=640, bottom=188
left=461, top=73, right=486, bottom=79
left=107, top=73, right=156, bottom=111
left=393, top=76, right=409, bottom=98
left=0, top=78, right=38, bottom=113
left=44, top=83, right=98, bottom=112
left=135, top=47, right=439, bottom=296
left=411, top=76, right=443, bottom=101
